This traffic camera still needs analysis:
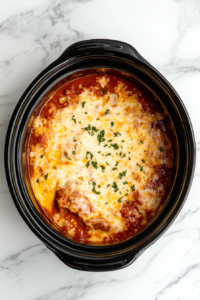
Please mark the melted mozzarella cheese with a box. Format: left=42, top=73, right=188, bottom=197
left=28, top=76, right=174, bottom=243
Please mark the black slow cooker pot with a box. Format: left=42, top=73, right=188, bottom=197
left=4, top=39, right=196, bottom=271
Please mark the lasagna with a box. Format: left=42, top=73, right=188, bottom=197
left=27, top=74, right=174, bottom=245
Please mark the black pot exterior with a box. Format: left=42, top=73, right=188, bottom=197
left=4, top=39, right=196, bottom=271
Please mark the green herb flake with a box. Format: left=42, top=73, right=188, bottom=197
left=115, top=161, right=118, bottom=166
left=100, top=165, right=105, bottom=172
left=97, top=130, right=105, bottom=144
left=118, top=170, right=127, bottom=179
left=98, top=151, right=101, bottom=153
left=140, top=140, right=143, bottom=144
left=36, top=179, right=39, bottom=183
left=86, top=151, right=94, bottom=160
left=44, top=173, right=48, bottom=180
left=105, top=202, right=109, bottom=205
left=123, top=181, right=128, bottom=185
left=107, top=184, right=110, bottom=187
left=122, top=140, right=125, bottom=142
left=110, top=143, right=119, bottom=150
left=97, top=118, right=99, bottom=120
left=111, top=121, right=114, bottom=127
left=102, top=86, right=107, bottom=96
left=85, top=112, right=88, bottom=114
left=40, top=155, right=44, bottom=159
left=125, top=193, right=128, bottom=196
left=114, top=132, right=122, bottom=137
left=140, top=166, right=143, bottom=172
left=141, top=159, right=145, bottom=163
left=72, top=151, right=76, bottom=155
left=106, top=162, right=109, bottom=165
left=118, top=198, right=123, bottom=203
left=112, top=168, right=117, bottom=170
left=128, top=157, right=131, bottom=160
left=131, top=185, right=135, bottom=191
left=105, top=109, right=110, bottom=116
left=112, top=182, right=119, bottom=192
left=122, top=153, right=126, bottom=158
left=86, top=161, right=90, bottom=168
left=106, top=153, right=111, bottom=156
left=72, top=117, right=76, bottom=123
left=92, top=161, right=98, bottom=169
left=82, top=102, right=86, bottom=108
left=65, top=154, right=71, bottom=160
left=104, top=144, right=108, bottom=148
left=126, top=201, right=130, bottom=204
left=160, top=147, right=163, bottom=152
left=108, top=139, right=112, bottom=142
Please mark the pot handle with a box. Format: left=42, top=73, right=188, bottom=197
left=58, top=39, right=146, bottom=63
left=50, top=248, right=143, bottom=272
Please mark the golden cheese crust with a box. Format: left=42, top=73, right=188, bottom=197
left=27, top=74, right=174, bottom=245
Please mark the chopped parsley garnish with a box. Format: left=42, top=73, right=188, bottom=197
left=92, top=182, right=100, bottom=194
left=118, top=170, right=127, bottom=179
left=131, top=185, right=135, bottom=191
left=92, top=126, right=99, bottom=132
left=125, top=193, right=128, bottom=196
left=111, top=121, right=114, bottom=127
left=128, top=157, right=131, bottom=160
left=118, top=198, right=123, bottom=203
left=105, top=202, right=108, bottom=205
left=86, top=161, right=90, bottom=168
left=160, top=147, right=163, bottom=151
left=73, top=139, right=77, bottom=142
left=115, top=161, right=118, bottom=166
left=119, top=152, right=122, bottom=156
left=97, top=130, right=105, bottom=144
left=40, top=155, right=44, bottom=159
left=72, top=117, right=76, bottom=123
left=100, top=165, right=105, bottom=172
left=110, top=143, right=119, bottom=150
left=143, top=187, right=146, bottom=190
left=140, top=166, right=143, bottom=172
left=86, top=151, right=93, bottom=160
left=82, top=102, right=86, bottom=108
left=123, top=181, right=128, bottom=185
left=98, top=151, right=101, bottom=153
left=141, top=159, right=145, bottom=163
left=107, top=184, right=110, bottom=187
left=36, top=179, right=39, bottom=183
left=140, top=140, right=143, bottom=144
left=72, top=151, right=76, bottom=155
left=106, top=162, right=109, bottom=165
left=122, top=153, right=126, bottom=158
left=114, top=132, right=122, bottom=137
left=104, top=144, right=108, bottom=148
left=126, top=201, right=130, bottom=204
left=122, top=140, right=125, bottom=142
left=97, top=118, right=99, bottom=120
left=112, top=168, right=117, bottom=170
left=44, top=173, right=48, bottom=180
left=108, top=139, right=112, bottom=142
left=65, top=154, right=71, bottom=160
left=105, top=109, right=110, bottom=116
left=92, top=161, right=98, bottom=169
left=106, top=153, right=111, bottom=156
left=102, top=86, right=107, bottom=95
left=112, top=182, right=119, bottom=192
left=98, top=185, right=101, bottom=188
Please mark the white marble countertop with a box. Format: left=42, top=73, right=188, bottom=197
left=0, top=0, right=200, bottom=299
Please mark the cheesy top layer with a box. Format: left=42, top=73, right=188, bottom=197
left=28, top=75, right=174, bottom=245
